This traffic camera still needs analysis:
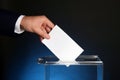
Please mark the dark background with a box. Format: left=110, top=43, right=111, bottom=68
left=0, top=0, right=120, bottom=80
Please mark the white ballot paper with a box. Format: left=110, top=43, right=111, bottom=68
left=42, top=25, right=84, bottom=66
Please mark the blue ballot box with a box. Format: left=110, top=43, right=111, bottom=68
left=38, top=55, right=103, bottom=80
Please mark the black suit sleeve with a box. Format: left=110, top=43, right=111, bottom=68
left=0, top=9, right=21, bottom=36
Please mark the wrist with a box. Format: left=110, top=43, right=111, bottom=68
left=20, top=16, right=27, bottom=30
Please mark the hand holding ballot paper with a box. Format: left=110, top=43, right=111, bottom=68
left=42, top=25, right=84, bottom=66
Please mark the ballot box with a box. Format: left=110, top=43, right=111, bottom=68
left=38, top=55, right=103, bottom=80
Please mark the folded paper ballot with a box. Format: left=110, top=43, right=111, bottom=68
left=42, top=25, right=84, bottom=66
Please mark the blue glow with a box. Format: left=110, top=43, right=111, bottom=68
left=5, top=51, right=103, bottom=80
left=4, top=35, right=103, bottom=80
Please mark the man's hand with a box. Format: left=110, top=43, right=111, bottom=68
left=20, top=15, right=54, bottom=39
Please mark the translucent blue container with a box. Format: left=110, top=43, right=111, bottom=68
left=38, top=55, right=103, bottom=80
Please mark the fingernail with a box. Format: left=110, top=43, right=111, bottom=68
left=46, top=35, right=50, bottom=39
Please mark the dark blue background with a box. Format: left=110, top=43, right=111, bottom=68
left=0, top=0, right=120, bottom=80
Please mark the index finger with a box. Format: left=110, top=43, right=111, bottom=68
left=46, top=18, right=54, bottom=29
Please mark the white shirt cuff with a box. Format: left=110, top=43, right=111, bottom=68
left=14, top=15, right=25, bottom=34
